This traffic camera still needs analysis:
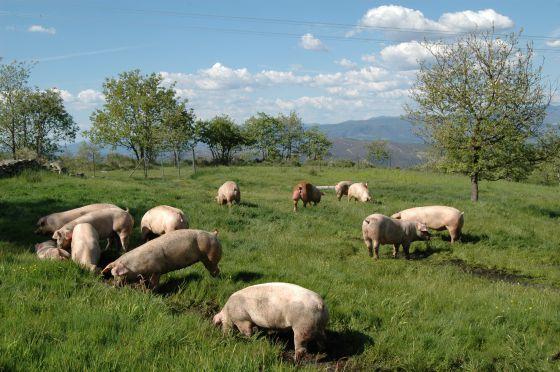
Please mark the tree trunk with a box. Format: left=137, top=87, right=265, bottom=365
left=143, top=155, right=148, bottom=179
left=470, top=173, right=479, bottom=202
left=92, top=152, right=96, bottom=177
left=191, top=147, right=196, bottom=174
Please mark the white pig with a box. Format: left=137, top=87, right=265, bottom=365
left=140, top=205, right=188, bottom=242
left=35, top=240, right=70, bottom=261
left=216, top=181, right=241, bottom=206
left=102, top=229, right=222, bottom=289
left=71, top=223, right=101, bottom=272
left=391, top=206, right=464, bottom=243
left=52, top=208, right=134, bottom=251
left=35, top=203, right=120, bottom=235
left=213, top=282, right=329, bottom=361
left=362, top=213, right=430, bottom=259
left=348, top=182, right=372, bottom=202
left=334, top=181, right=352, bottom=201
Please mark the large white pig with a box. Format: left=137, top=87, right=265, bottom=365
left=52, top=208, right=134, bottom=251
left=334, top=181, right=352, bottom=201
left=35, top=203, right=120, bottom=235
left=213, top=282, right=328, bottom=361
left=348, top=182, right=372, bottom=202
left=71, top=223, right=101, bottom=272
left=102, top=229, right=222, bottom=288
left=216, top=181, right=241, bottom=206
left=35, top=240, right=70, bottom=261
left=140, top=205, right=188, bottom=242
left=362, top=213, right=430, bottom=259
left=391, top=206, right=464, bottom=243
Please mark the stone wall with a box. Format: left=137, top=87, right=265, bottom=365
left=0, top=159, right=67, bottom=178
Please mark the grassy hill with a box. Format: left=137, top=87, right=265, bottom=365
left=1, top=166, right=559, bottom=370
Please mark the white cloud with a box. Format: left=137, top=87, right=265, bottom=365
left=546, top=40, right=560, bottom=47
left=349, top=5, right=513, bottom=38
left=361, top=53, right=377, bottom=63
left=54, top=88, right=105, bottom=109
left=299, top=33, right=328, bottom=51
left=379, top=41, right=438, bottom=70
left=28, top=24, right=56, bottom=35
left=334, top=58, right=357, bottom=69
left=76, top=89, right=105, bottom=104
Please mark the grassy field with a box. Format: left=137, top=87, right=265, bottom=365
left=1, top=165, right=559, bottom=371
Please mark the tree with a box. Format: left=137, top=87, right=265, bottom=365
left=405, top=30, right=555, bottom=201
left=301, top=126, right=332, bottom=161
left=77, top=142, right=101, bottom=177
left=20, top=89, right=77, bottom=158
left=162, top=101, right=196, bottom=176
left=243, top=112, right=283, bottom=161
left=198, top=115, right=246, bottom=165
left=366, top=140, right=391, bottom=166
left=278, top=111, right=304, bottom=160
left=86, top=70, right=179, bottom=178
left=0, top=61, right=32, bottom=159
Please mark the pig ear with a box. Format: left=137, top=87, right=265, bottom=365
left=34, top=244, right=41, bottom=252
left=213, top=313, right=222, bottom=326
left=52, top=231, right=60, bottom=240
left=365, top=182, right=368, bottom=188
left=64, top=230, right=73, bottom=240
left=112, top=262, right=129, bottom=276
left=212, top=229, right=219, bottom=236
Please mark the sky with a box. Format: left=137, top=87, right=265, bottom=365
left=2, top=0, right=560, bottom=136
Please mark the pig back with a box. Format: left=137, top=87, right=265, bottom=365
left=399, top=206, right=461, bottom=229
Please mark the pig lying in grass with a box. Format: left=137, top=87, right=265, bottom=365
left=213, top=282, right=329, bottom=361
left=362, top=213, right=430, bottom=259
left=348, top=182, right=372, bottom=202
left=391, top=206, right=464, bottom=243
left=141, top=205, right=188, bottom=242
left=35, top=240, right=70, bottom=260
left=216, top=181, right=241, bottom=206
left=335, top=180, right=352, bottom=201
left=52, top=208, right=134, bottom=251
left=102, top=229, right=221, bottom=289
left=71, top=223, right=101, bottom=272
left=292, top=182, right=323, bottom=212
left=35, top=203, right=120, bottom=235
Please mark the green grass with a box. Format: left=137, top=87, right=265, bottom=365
left=1, top=165, right=559, bottom=371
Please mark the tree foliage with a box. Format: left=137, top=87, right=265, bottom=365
left=198, top=115, right=246, bottom=165
left=366, top=140, right=390, bottom=166
left=243, top=112, right=283, bottom=161
left=301, top=126, right=332, bottom=161
left=405, top=30, right=557, bottom=201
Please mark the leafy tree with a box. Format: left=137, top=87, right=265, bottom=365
left=20, top=89, right=77, bottom=158
left=198, top=115, right=246, bottom=165
left=301, top=126, right=332, bottom=161
left=366, top=140, right=391, bottom=166
left=162, top=101, right=196, bottom=175
left=0, top=61, right=32, bottom=159
left=86, top=70, right=179, bottom=178
left=243, top=112, right=283, bottom=161
left=278, top=111, right=304, bottom=160
left=406, top=30, right=556, bottom=201
left=77, top=142, right=101, bottom=176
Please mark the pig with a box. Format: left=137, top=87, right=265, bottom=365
left=334, top=180, right=352, bottom=201
left=35, top=203, right=120, bottom=235
left=140, top=205, right=188, bottom=242
left=391, top=206, right=464, bottom=243
left=71, top=223, right=101, bottom=272
left=216, top=181, right=241, bottom=206
left=102, top=229, right=221, bottom=289
left=292, top=182, right=323, bottom=212
left=35, top=240, right=70, bottom=260
left=348, top=182, right=372, bottom=203
left=213, top=282, right=328, bottom=361
left=362, top=213, right=430, bottom=259
left=52, top=208, right=134, bottom=251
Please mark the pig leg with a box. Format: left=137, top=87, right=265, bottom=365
left=448, top=226, right=460, bottom=243
left=235, top=320, right=254, bottom=337
left=402, top=243, right=410, bottom=259
left=293, top=200, right=298, bottom=212
left=149, top=273, right=160, bottom=289
left=364, top=238, right=373, bottom=257
left=303, top=201, right=307, bottom=208
left=373, top=241, right=380, bottom=260
left=392, top=244, right=400, bottom=258
left=118, top=231, right=129, bottom=252
left=294, top=328, right=313, bottom=362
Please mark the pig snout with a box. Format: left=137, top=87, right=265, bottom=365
left=212, top=312, right=223, bottom=326
left=210, top=266, right=220, bottom=277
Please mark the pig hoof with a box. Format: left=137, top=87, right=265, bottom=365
left=294, top=349, right=306, bottom=362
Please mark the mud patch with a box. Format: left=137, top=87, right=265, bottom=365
left=445, top=258, right=532, bottom=284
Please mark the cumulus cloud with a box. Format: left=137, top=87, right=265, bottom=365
left=334, top=58, right=357, bottom=69
left=349, top=5, right=513, bottom=38
left=361, top=53, right=377, bottom=63
left=546, top=40, right=560, bottom=47
left=28, top=24, right=56, bottom=35
left=299, top=33, right=328, bottom=51
left=54, top=88, right=105, bottom=109
left=379, top=41, right=439, bottom=70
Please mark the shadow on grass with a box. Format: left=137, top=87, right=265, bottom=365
left=156, top=272, right=203, bottom=295
left=407, top=243, right=451, bottom=260
left=231, top=270, right=263, bottom=282
left=239, top=201, right=259, bottom=208
left=437, top=232, right=487, bottom=244
left=527, top=205, right=560, bottom=219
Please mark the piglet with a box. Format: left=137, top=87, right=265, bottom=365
left=35, top=240, right=70, bottom=261
left=213, top=282, right=329, bottom=361
left=140, top=205, right=188, bottom=242
left=216, top=181, right=241, bottom=206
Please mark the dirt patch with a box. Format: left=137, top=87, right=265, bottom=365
left=445, top=258, right=533, bottom=284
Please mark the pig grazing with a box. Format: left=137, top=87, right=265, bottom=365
left=35, top=240, right=70, bottom=261
left=391, top=206, right=464, bottom=243
left=362, top=213, right=430, bottom=259
left=292, top=182, right=323, bottom=212
left=102, top=229, right=221, bottom=288
left=140, top=205, right=188, bottom=242
left=52, top=208, right=134, bottom=251
left=348, top=182, right=372, bottom=203
left=35, top=203, right=120, bottom=235
left=335, top=181, right=352, bottom=201
left=71, top=223, right=101, bottom=272
left=213, top=282, right=328, bottom=361
left=216, top=181, right=241, bottom=206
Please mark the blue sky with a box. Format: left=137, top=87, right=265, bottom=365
left=2, top=1, right=560, bottom=135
